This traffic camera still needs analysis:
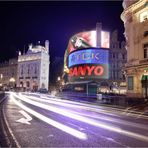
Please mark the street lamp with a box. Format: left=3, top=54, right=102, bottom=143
left=57, top=76, right=61, bottom=81
left=0, top=74, right=3, bottom=87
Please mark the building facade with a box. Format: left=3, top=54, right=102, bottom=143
left=17, top=40, right=50, bottom=91
left=121, top=0, right=148, bottom=98
left=0, top=58, right=17, bottom=89
left=108, top=30, right=127, bottom=94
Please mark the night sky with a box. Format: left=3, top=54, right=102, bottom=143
left=0, top=1, right=124, bottom=62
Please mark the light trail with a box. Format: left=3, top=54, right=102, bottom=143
left=23, top=93, right=148, bottom=120
left=11, top=92, right=148, bottom=142
left=10, top=93, right=87, bottom=140
left=23, top=93, right=121, bottom=118
left=69, top=110, right=148, bottom=130
left=12, top=92, right=148, bottom=119
left=25, top=92, right=141, bottom=119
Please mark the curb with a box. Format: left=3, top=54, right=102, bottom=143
left=1, top=96, right=21, bottom=148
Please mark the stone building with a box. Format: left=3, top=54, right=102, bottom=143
left=0, top=58, right=17, bottom=89
left=108, top=30, right=127, bottom=93
left=121, top=0, right=148, bottom=98
left=17, top=40, right=50, bottom=91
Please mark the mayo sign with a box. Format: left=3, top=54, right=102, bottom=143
left=68, top=48, right=109, bottom=79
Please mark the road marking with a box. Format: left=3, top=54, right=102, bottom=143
left=16, top=110, right=32, bottom=125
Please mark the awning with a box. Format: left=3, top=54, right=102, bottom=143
left=67, top=80, right=93, bottom=85
left=141, top=75, right=148, bottom=81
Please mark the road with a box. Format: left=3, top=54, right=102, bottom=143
left=2, top=92, right=148, bottom=147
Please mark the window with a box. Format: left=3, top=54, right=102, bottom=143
left=144, top=31, right=148, bottom=37
left=122, top=54, right=125, bottom=59
left=140, top=11, right=148, bottom=22
left=144, top=43, right=148, bottom=58
left=118, top=53, right=122, bottom=59
left=26, top=81, right=30, bottom=87
left=21, top=65, right=23, bottom=75
left=28, top=64, right=30, bottom=74
left=128, top=76, right=134, bottom=90
left=34, top=64, right=37, bottom=74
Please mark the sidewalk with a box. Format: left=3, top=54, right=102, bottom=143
left=0, top=92, right=9, bottom=147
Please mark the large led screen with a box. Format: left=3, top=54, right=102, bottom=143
left=68, top=49, right=108, bottom=67
left=67, top=30, right=110, bottom=54
left=64, top=30, right=110, bottom=74
left=68, top=48, right=109, bottom=81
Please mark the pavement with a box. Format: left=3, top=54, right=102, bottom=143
left=0, top=92, right=9, bottom=147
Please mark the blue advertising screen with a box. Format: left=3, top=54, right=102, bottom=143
left=68, top=48, right=109, bottom=68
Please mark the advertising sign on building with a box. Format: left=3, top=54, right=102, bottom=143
left=68, top=48, right=109, bottom=81
left=63, top=29, right=110, bottom=82
left=66, top=30, right=110, bottom=54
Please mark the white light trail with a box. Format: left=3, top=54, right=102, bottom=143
left=31, top=96, right=148, bottom=130
left=11, top=92, right=148, bottom=142
left=10, top=93, right=87, bottom=140
left=23, top=93, right=121, bottom=118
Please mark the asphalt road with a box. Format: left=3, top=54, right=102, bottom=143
left=2, top=92, right=148, bottom=147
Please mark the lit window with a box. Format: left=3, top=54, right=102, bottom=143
left=140, top=11, right=148, bottom=22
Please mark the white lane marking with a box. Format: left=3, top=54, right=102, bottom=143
left=16, top=110, right=32, bottom=125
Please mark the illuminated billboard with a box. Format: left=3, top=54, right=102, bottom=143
left=68, top=49, right=108, bottom=67
left=101, top=31, right=110, bottom=48
left=63, top=28, right=110, bottom=82
left=67, top=30, right=110, bottom=54
left=67, top=48, right=109, bottom=81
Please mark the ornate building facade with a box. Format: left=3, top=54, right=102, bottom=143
left=121, top=0, right=148, bottom=98
left=108, top=30, right=127, bottom=93
left=17, top=40, right=50, bottom=91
